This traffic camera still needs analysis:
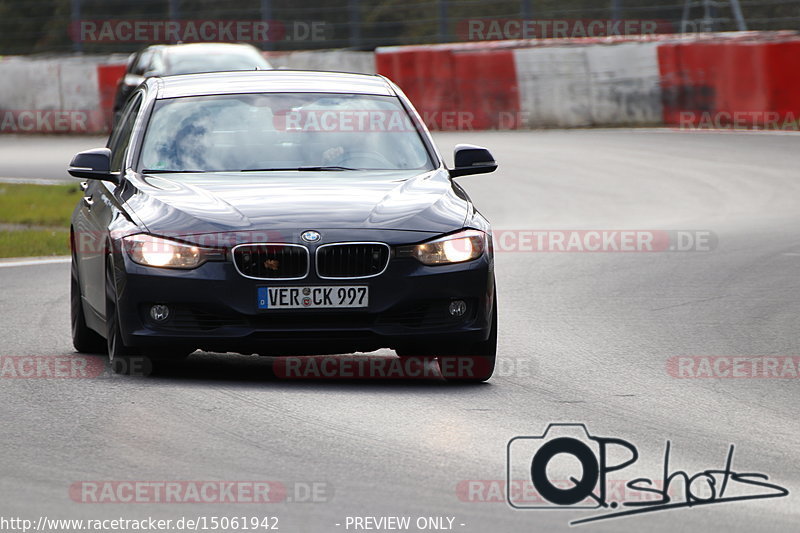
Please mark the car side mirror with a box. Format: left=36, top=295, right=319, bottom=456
left=449, top=144, right=498, bottom=178
left=68, top=148, right=119, bottom=183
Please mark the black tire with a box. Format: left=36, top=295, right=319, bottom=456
left=397, top=293, right=498, bottom=383
left=71, top=251, right=106, bottom=354
left=392, top=353, right=440, bottom=380
left=139, top=350, right=192, bottom=377
left=105, top=255, right=148, bottom=375
left=141, top=348, right=193, bottom=361
left=437, top=295, right=498, bottom=383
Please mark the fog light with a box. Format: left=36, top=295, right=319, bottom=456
left=449, top=300, right=467, bottom=317
left=150, top=304, right=170, bottom=322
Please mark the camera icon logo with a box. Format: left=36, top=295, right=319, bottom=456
left=506, top=423, right=638, bottom=509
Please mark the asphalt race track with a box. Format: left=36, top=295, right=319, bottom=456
left=0, top=129, right=798, bottom=532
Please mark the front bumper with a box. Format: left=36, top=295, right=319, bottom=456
left=114, top=240, right=495, bottom=355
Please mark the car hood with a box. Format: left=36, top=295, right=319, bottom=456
left=122, top=168, right=469, bottom=237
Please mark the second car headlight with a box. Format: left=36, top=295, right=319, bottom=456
left=401, top=229, right=486, bottom=265
left=123, top=234, right=215, bottom=269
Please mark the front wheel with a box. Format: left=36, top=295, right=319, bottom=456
left=105, top=256, right=147, bottom=375
left=71, top=253, right=106, bottom=354
left=437, top=354, right=496, bottom=383
left=141, top=348, right=193, bottom=361
left=438, top=303, right=497, bottom=383
left=397, top=294, right=498, bottom=383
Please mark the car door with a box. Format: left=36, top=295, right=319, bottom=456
left=82, top=92, right=143, bottom=317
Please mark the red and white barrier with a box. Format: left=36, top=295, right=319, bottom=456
left=658, top=36, right=800, bottom=129
left=2, top=33, right=800, bottom=134
left=377, top=38, right=665, bottom=130
left=376, top=31, right=800, bottom=131
left=0, top=51, right=373, bottom=134
left=0, top=55, right=125, bottom=133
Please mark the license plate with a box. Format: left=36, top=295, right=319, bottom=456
left=257, top=286, right=368, bottom=309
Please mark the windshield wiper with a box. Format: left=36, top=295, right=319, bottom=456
left=240, top=166, right=361, bottom=172
left=142, top=169, right=205, bottom=174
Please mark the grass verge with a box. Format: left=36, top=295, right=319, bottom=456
left=0, top=229, right=71, bottom=258
left=0, top=183, right=81, bottom=226
left=0, top=183, right=78, bottom=258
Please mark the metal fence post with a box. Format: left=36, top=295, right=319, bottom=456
left=438, top=0, right=448, bottom=42
left=168, top=0, right=180, bottom=43
left=349, top=0, right=361, bottom=49
left=521, top=0, right=532, bottom=21
left=730, top=0, right=747, bottom=31
left=681, top=0, right=691, bottom=33
left=71, top=0, right=82, bottom=53
left=261, top=0, right=273, bottom=51
left=168, top=0, right=180, bottom=22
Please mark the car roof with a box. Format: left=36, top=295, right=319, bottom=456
left=164, top=42, right=263, bottom=56
left=145, top=42, right=261, bottom=54
left=153, top=70, right=394, bottom=98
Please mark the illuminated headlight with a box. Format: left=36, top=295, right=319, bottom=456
left=399, top=229, right=486, bottom=265
left=123, top=234, right=219, bottom=269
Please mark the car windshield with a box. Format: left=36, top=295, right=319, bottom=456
left=164, top=51, right=270, bottom=75
left=138, top=93, right=434, bottom=173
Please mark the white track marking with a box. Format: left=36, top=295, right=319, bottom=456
left=0, top=257, right=70, bottom=268
left=0, top=177, right=71, bottom=185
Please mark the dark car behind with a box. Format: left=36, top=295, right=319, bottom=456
left=112, top=42, right=272, bottom=120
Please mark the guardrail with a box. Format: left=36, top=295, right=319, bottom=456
left=377, top=31, right=800, bottom=131
left=2, top=32, right=799, bottom=133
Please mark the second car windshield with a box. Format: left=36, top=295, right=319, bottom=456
left=138, top=93, right=434, bottom=173
left=164, top=51, right=269, bottom=75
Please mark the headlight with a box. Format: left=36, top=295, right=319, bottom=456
left=399, top=229, right=486, bottom=265
left=123, top=234, right=219, bottom=269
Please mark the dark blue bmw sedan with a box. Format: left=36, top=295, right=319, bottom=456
left=69, top=70, right=498, bottom=381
